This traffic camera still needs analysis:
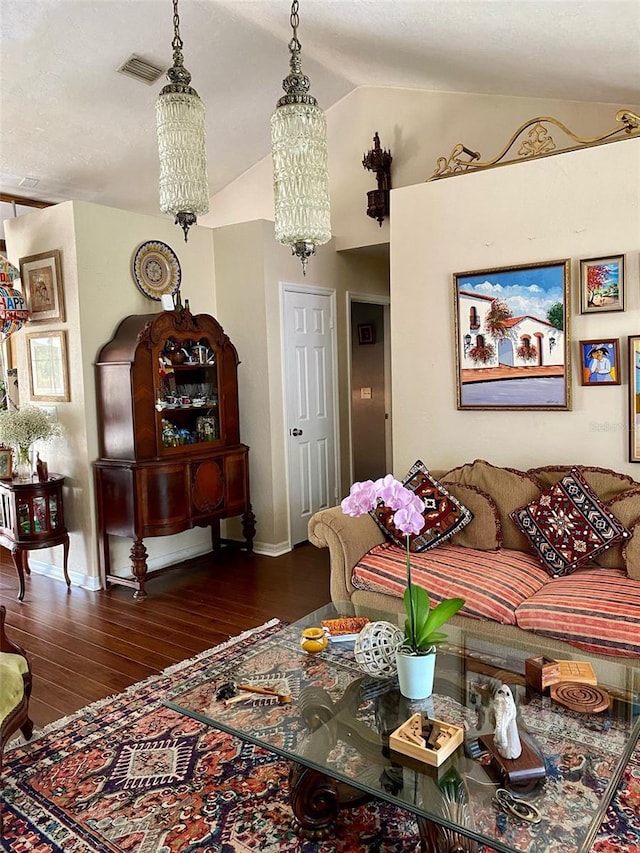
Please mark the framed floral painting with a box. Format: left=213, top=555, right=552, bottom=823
left=579, top=254, right=625, bottom=314
left=19, top=249, right=65, bottom=323
left=453, top=259, right=571, bottom=410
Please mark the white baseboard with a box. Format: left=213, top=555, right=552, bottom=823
left=22, top=539, right=294, bottom=591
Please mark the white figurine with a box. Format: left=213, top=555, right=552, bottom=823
left=493, top=684, right=522, bottom=759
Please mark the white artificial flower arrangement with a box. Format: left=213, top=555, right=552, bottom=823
left=0, top=405, right=63, bottom=459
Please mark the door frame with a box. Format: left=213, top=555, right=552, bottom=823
left=280, top=282, right=341, bottom=549
left=346, top=291, right=392, bottom=484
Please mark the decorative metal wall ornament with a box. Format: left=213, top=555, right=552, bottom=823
left=156, top=0, right=209, bottom=242
left=428, top=109, right=640, bottom=180
left=362, top=132, right=392, bottom=225
left=271, top=0, right=331, bottom=275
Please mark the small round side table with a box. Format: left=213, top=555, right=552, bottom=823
left=0, top=474, right=70, bottom=601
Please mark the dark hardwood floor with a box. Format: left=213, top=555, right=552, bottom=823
left=0, top=543, right=331, bottom=728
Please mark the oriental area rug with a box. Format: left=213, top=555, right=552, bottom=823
left=1, top=619, right=638, bottom=853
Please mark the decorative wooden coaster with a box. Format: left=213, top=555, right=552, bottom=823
left=479, top=733, right=546, bottom=789
left=550, top=681, right=609, bottom=713
left=556, top=660, right=597, bottom=685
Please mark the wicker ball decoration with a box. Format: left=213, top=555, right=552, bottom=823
left=354, top=620, right=404, bottom=678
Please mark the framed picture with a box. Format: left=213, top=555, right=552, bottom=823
left=453, top=259, right=571, bottom=410
left=0, top=447, right=13, bottom=480
left=26, top=329, right=70, bottom=402
left=357, top=323, right=376, bottom=345
left=579, top=254, right=625, bottom=314
left=578, top=338, right=620, bottom=386
left=19, top=250, right=65, bottom=323
left=630, top=335, right=640, bottom=463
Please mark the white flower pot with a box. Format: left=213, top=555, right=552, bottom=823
left=395, top=647, right=436, bottom=699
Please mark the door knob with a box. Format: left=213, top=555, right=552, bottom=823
left=291, top=428, right=303, bottom=436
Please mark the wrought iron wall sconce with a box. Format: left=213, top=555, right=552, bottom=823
left=362, top=132, right=392, bottom=226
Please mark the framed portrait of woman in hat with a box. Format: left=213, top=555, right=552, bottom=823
left=579, top=338, right=620, bottom=386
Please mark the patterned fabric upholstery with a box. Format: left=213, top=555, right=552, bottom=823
left=369, top=460, right=473, bottom=553
left=352, top=541, right=550, bottom=625
left=510, top=466, right=632, bottom=577
left=515, top=567, right=640, bottom=657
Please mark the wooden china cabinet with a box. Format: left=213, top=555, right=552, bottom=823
left=94, top=307, right=255, bottom=599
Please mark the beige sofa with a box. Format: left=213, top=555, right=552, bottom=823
left=309, top=460, right=640, bottom=672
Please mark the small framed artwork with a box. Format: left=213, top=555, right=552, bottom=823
left=579, top=254, right=625, bottom=314
left=579, top=339, right=620, bottom=386
left=0, top=447, right=13, bottom=480
left=19, top=249, right=65, bottom=323
left=357, top=323, right=376, bottom=345
left=26, top=329, right=70, bottom=402
left=454, top=259, right=571, bottom=410
left=630, top=335, right=640, bottom=463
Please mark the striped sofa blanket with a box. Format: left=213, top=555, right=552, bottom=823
left=352, top=541, right=640, bottom=658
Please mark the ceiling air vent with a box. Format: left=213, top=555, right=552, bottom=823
left=117, top=55, right=165, bottom=85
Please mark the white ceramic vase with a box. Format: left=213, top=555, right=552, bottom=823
left=395, top=647, right=436, bottom=699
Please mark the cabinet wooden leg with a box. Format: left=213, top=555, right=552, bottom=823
left=62, top=535, right=71, bottom=590
left=11, top=546, right=25, bottom=601
left=130, top=539, right=149, bottom=600
left=242, top=505, right=256, bottom=551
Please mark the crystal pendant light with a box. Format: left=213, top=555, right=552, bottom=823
left=156, top=0, right=209, bottom=242
left=271, top=0, right=331, bottom=274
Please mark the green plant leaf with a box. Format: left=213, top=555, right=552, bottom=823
left=423, top=597, right=465, bottom=638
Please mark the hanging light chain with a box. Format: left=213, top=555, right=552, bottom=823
left=289, top=0, right=301, bottom=52
left=172, top=0, right=183, bottom=51
left=164, top=0, right=194, bottom=92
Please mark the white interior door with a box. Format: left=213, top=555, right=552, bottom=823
left=283, top=286, right=338, bottom=545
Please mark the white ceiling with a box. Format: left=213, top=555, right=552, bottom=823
left=1, top=0, right=639, bottom=220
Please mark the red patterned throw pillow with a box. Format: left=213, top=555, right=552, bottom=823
left=510, top=466, right=632, bottom=576
left=370, top=460, right=473, bottom=553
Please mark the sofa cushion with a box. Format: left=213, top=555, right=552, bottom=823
left=443, top=482, right=502, bottom=550
left=510, top=467, right=632, bottom=576
left=624, top=519, right=640, bottom=580
left=443, top=459, right=541, bottom=551
left=593, top=488, right=640, bottom=575
left=351, top=541, right=550, bottom=625
left=528, top=465, right=638, bottom=503
left=515, top=567, right=640, bottom=657
left=369, top=460, right=473, bottom=553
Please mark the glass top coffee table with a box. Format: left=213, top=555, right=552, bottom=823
left=165, top=603, right=639, bottom=853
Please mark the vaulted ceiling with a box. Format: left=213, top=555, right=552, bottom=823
left=1, top=0, right=639, bottom=220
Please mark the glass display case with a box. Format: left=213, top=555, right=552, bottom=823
left=94, top=308, right=254, bottom=599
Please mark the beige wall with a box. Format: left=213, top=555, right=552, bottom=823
left=4, top=85, right=638, bottom=586
left=213, top=221, right=389, bottom=553
left=203, top=86, right=639, bottom=253
left=5, top=201, right=217, bottom=586
left=390, top=138, right=640, bottom=478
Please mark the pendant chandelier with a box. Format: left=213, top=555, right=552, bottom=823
left=271, top=0, right=331, bottom=274
left=156, top=0, right=209, bottom=242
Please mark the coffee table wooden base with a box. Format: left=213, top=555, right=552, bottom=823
left=417, top=814, right=478, bottom=852
left=288, top=763, right=370, bottom=838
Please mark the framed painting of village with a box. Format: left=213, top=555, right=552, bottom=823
left=630, top=335, right=640, bottom=463
left=453, top=259, right=571, bottom=410
left=579, top=254, right=625, bottom=314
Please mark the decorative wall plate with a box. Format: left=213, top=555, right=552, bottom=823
left=132, top=241, right=181, bottom=301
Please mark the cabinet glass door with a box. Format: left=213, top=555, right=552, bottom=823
left=156, top=335, right=220, bottom=452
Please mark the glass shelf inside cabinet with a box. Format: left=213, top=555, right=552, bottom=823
left=157, top=335, right=220, bottom=450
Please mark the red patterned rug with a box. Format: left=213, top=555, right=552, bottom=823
left=1, top=619, right=638, bottom=853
